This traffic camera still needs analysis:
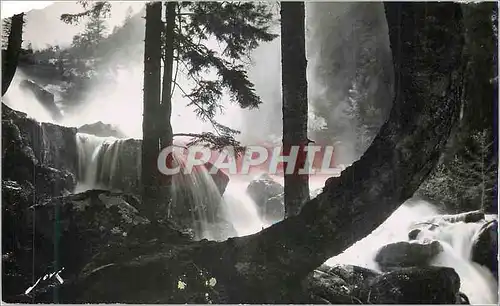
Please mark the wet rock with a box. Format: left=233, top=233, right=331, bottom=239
left=374, top=240, right=443, bottom=271
left=408, top=228, right=421, bottom=240
left=78, top=121, right=127, bottom=138
left=471, top=219, right=498, bottom=279
left=205, top=161, right=229, bottom=196
left=303, top=266, right=357, bottom=303
left=359, top=266, right=461, bottom=304
left=2, top=188, right=191, bottom=302
left=327, top=264, right=380, bottom=286
left=2, top=180, right=35, bottom=253
left=303, top=264, right=379, bottom=304
left=2, top=178, right=72, bottom=302
left=32, top=190, right=151, bottom=245
left=19, top=80, right=62, bottom=121
left=2, top=103, right=78, bottom=174
left=2, top=109, right=77, bottom=200
left=419, top=210, right=485, bottom=225
left=246, top=174, right=285, bottom=223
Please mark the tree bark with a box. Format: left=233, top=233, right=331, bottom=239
left=141, top=2, right=163, bottom=219
left=228, top=2, right=464, bottom=291
left=59, top=3, right=465, bottom=303
left=2, top=13, right=24, bottom=96
left=280, top=2, right=310, bottom=217
left=156, top=1, right=176, bottom=210
left=160, top=2, right=175, bottom=150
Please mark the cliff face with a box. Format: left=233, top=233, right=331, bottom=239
left=2, top=102, right=229, bottom=197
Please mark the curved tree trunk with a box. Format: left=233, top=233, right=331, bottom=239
left=58, top=3, right=465, bottom=303
left=2, top=13, right=24, bottom=97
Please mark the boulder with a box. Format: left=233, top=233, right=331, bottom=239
left=327, top=264, right=380, bottom=286
left=264, top=193, right=285, bottom=223
left=246, top=173, right=285, bottom=222
left=359, top=266, right=461, bottom=304
left=408, top=228, right=421, bottom=240
left=471, top=219, right=498, bottom=279
left=78, top=121, right=127, bottom=138
left=19, top=79, right=62, bottom=121
left=302, top=264, right=379, bottom=304
left=374, top=240, right=443, bottom=271
left=205, top=161, right=230, bottom=196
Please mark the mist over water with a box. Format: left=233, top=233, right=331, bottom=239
left=306, top=2, right=394, bottom=164
left=3, top=70, right=55, bottom=122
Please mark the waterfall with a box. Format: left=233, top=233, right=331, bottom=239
left=168, top=150, right=235, bottom=241
left=74, top=132, right=238, bottom=241
left=221, top=179, right=267, bottom=236
left=75, top=133, right=140, bottom=193
left=325, top=200, right=498, bottom=305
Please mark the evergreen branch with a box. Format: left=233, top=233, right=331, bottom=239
left=188, top=2, right=277, bottom=59
left=61, top=1, right=111, bottom=24
left=178, top=34, right=262, bottom=108
left=173, top=132, right=244, bottom=155
left=173, top=132, right=245, bottom=154
left=172, top=81, right=222, bottom=136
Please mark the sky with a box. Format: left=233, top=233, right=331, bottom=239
left=2, top=1, right=143, bottom=49
left=1, top=1, right=54, bottom=18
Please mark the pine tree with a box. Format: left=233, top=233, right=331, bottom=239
left=71, top=13, right=108, bottom=58
left=154, top=1, right=277, bottom=218
left=62, top=2, right=277, bottom=219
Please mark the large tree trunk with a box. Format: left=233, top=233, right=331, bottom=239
left=56, top=3, right=465, bottom=303
left=2, top=13, right=24, bottom=96
left=141, top=2, right=163, bottom=220
left=157, top=1, right=177, bottom=212
left=280, top=2, right=310, bottom=217
left=160, top=2, right=176, bottom=150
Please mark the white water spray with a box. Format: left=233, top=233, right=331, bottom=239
left=325, top=200, right=498, bottom=305
left=221, top=179, right=267, bottom=236
left=3, top=70, right=56, bottom=123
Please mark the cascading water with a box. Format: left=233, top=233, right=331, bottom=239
left=168, top=149, right=237, bottom=241
left=75, top=133, right=127, bottom=192
left=4, top=3, right=497, bottom=303
left=221, top=178, right=267, bottom=236
left=324, top=199, right=498, bottom=305
left=74, top=132, right=239, bottom=241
